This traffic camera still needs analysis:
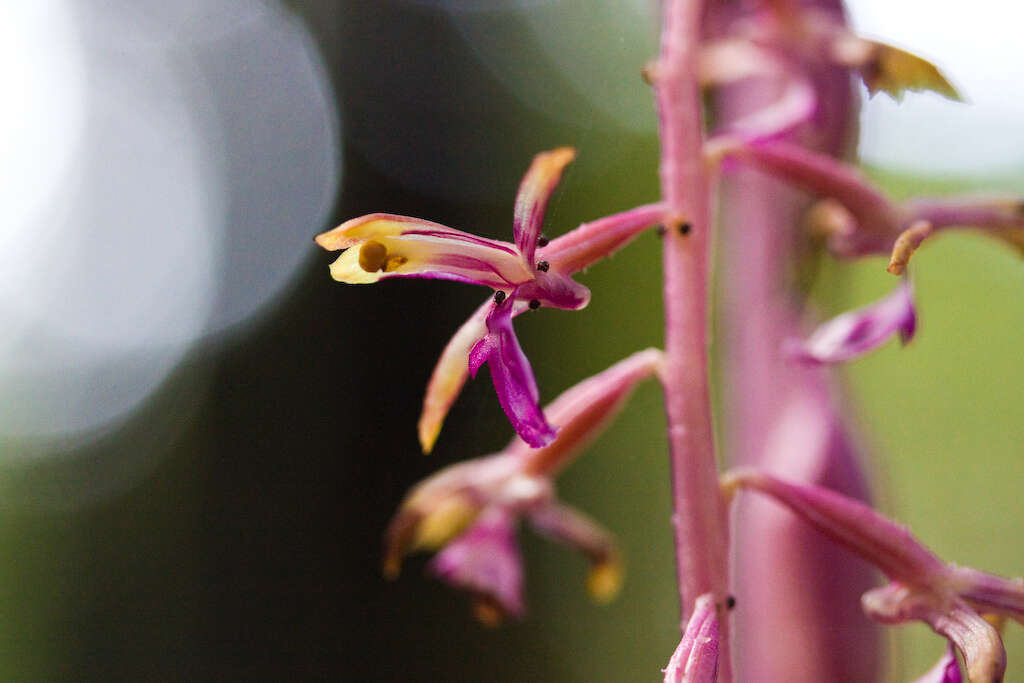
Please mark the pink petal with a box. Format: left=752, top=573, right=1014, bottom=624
left=429, top=509, right=525, bottom=620
left=722, top=140, right=900, bottom=256
left=541, top=203, right=667, bottom=275
left=724, top=469, right=946, bottom=581
left=513, top=148, right=576, bottom=265
left=787, top=279, right=916, bottom=365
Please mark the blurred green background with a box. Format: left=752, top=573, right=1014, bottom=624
left=0, top=1, right=1020, bottom=680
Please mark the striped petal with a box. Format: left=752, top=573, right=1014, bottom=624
left=513, top=148, right=577, bottom=264
left=316, top=213, right=532, bottom=289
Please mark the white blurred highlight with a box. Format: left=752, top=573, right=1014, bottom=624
left=850, top=0, right=1024, bottom=174
left=0, top=0, right=339, bottom=445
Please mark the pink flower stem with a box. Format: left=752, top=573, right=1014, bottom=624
left=654, top=0, right=731, bottom=677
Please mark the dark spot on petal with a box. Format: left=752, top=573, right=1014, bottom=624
left=358, top=240, right=390, bottom=272
left=537, top=236, right=549, bottom=247
left=679, top=222, right=692, bottom=236
left=528, top=299, right=541, bottom=310
left=656, top=225, right=667, bottom=237
left=494, top=291, right=506, bottom=305
left=536, top=260, right=550, bottom=272
left=726, top=595, right=736, bottom=610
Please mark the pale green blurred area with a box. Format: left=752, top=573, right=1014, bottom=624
left=825, top=170, right=1024, bottom=680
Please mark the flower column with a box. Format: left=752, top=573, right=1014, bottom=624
left=653, top=0, right=731, bottom=675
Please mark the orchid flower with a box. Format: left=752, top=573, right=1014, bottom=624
left=317, top=148, right=586, bottom=447
left=417, top=202, right=668, bottom=453
left=317, top=149, right=668, bottom=449
left=723, top=468, right=1022, bottom=682
left=383, top=350, right=662, bottom=621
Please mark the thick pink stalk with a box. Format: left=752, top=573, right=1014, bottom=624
left=709, top=2, right=882, bottom=680
left=654, top=0, right=731, bottom=676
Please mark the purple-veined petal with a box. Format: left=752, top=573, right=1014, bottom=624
left=787, top=279, right=916, bottom=365
left=912, top=644, right=962, bottom=683
left=418, top=298, right=531, bottom=454
left=663, top=594, right=720, bottom=683
left=723, top=468, right=946, bottom=581
left=526, top=500, right=621, bottom=602
left=429, top=508, right=525, bottom=623
left=513, top=147, right=576, bottom=265
left=316, top=213, right=532, bottom=289
left=468, top=296, right=556, bottom=448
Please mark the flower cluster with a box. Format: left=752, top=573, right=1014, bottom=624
left=316, top=0, right=1023, bottom=680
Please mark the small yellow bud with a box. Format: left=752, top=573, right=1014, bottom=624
left=587, top=557, right=624, bottom=603
left=887, top=220, right=933, bottom=276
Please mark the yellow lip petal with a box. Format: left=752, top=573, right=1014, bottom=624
left=327, top=233, right=532, bottom=288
